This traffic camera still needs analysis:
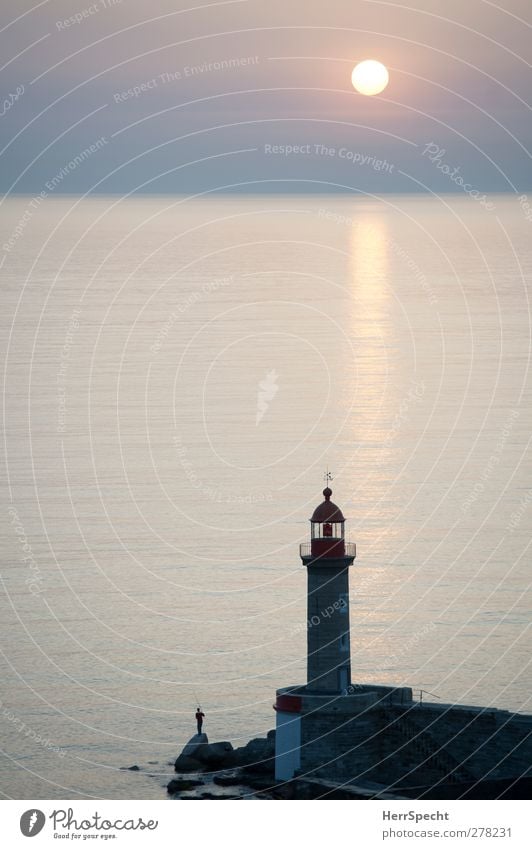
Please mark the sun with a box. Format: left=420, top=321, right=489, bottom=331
left=351, top=60, right=389, bottom=96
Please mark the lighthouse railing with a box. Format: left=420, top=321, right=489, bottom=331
left=299, top=542, right=356, bottom=559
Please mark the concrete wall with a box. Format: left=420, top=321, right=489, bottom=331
left=291, top=686, right=532, bottom=790
left=296, top=686, right=411, bottom=782
left=379, top=702, right=532, bottom=786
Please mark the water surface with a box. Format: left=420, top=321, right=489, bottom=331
left=1, top=194, right=531, bottom=798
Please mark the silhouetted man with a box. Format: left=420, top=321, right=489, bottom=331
left=195, top=707, right=205, bottom=735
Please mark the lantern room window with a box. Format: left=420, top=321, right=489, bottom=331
left=311, top=520, right=345, bottom=540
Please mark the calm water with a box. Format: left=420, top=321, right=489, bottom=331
left=1, top=194, right=531, bottom=799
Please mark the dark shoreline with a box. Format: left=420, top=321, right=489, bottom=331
left=161, top=731, right=532, bottom=800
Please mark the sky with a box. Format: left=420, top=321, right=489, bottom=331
left=1, top=0, right=531, bottom=194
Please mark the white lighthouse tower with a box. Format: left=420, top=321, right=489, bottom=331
left=274, top=483, right=356, bottom=779
left=301, top=484, right=356, bottom=692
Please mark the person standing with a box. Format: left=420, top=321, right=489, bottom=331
left=195, top=707, right=205, bottom=734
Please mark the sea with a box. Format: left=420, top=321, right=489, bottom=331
left=1, top=193, right=531, bottom=798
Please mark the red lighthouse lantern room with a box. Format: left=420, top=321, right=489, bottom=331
left=309, top=487, right=346, bottom=558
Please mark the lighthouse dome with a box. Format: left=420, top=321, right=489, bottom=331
left=310, top=487, right=345, bottom=522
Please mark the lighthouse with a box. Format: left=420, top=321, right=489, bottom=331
left=272, top=484, right=532, bottom=792
left=273, top=483, right=357, bottom=780
left=301, top=485, right=356, bottom=692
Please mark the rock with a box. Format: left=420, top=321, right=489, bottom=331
left=247, top=736, right=275, bottom=756
left=195, top=741, right=234, bottom=768
left=242, top=774, right=276, bottom=791
left=243, top=758, right=275, bottom=776
left=174, top=733, right=210, bottom=772
left=229, top=735, right=275, bottom=773
left=213, top=773, right=243, bottom=787
left=200, top=793, right=241, bottom=800
left=167, top=778, right=203, bottom=794
left=180, top=733, right=208, bottom=757
left=174, top=754, right=204, bottom=773
left=173, top=731, right=275, bottom=775
left=120, top=765, right=140, bottom=771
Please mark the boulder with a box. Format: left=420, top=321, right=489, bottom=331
left=200, top=793, right=242, bottom=800
left=195, top=741, right=234, bottom=768
left=242, top=774, right=277, bottom=791
left=174, top=733, right=209, bottom=772
left=247, top=737, right=274, bottom=755
left=167, top=778, right=203, bottom=794
left=242, top=756, right=275, bottom=775
left=230, top=733, right=275, bottom=773
left=173, top=730, right=275, bottom=774
left=180, top=733, right=208, bottom=757
left=174, top=754, right=204, bottom=773
left=213, top=773, right=243, bottom=787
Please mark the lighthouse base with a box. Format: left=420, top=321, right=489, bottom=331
left=274, top=684, right=410, bottom=781
left=274, top=684, right=532, bottom=788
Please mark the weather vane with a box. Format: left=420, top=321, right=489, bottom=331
left=324, top=468, right=333, bottom=484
